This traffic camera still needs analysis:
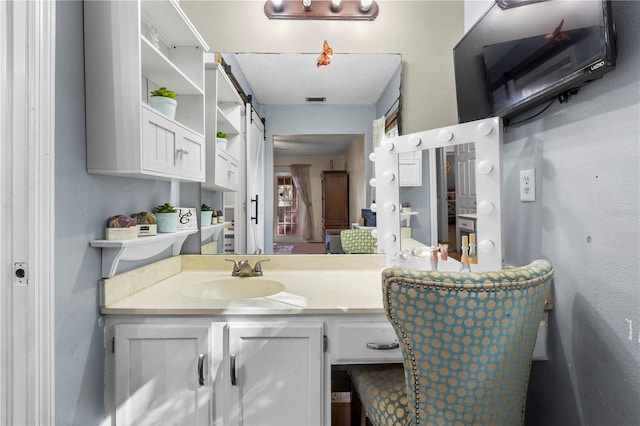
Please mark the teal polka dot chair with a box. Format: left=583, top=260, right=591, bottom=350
left=349, top=259, right=553, bottom=426
left=340, top=229, right=377, bottom=254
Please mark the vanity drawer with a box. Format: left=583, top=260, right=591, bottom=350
left=458, top=217, right=475, bottom=232
left=329, top=321, right=402, bottom=364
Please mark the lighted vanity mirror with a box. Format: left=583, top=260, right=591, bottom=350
left=374, top=117, right=503, bottom=271
left=200, top=52, right=403, bottom=255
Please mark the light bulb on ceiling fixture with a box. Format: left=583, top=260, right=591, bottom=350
left=271, top=0, right=284, bottom=11
left=302, top=0, right=312, bottom=10
left=360, top=0, right=373, bottom=12
left=330, top=0, right=342, bottom=12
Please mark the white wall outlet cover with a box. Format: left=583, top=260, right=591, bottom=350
left=520, top=169, right=536, bottom=202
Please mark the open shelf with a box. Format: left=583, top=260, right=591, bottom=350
left=90, top=229, right=198, bottom=278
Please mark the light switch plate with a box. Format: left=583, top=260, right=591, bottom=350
left=520, top=169, right=536, bottom=202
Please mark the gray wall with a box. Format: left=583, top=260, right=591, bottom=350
left=55, top=2, right=181, bottom=423
left=463, top=1, right=640, bottom=424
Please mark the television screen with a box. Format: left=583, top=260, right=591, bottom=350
left=454, top=0, right=617, bottom=124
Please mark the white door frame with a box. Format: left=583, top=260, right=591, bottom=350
left=1, top=0, right=55, bottom=424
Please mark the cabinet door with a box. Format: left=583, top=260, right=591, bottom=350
left=228, top=323, right=324, bottom=426
left=214, top=149, right=240, bottom=191
left=142, top=106, right=178, bottom=176
left=399, top=151, right=422, bottom=186
left=176, top=130, right=205, bottom=181
left=113, top=324, right=211, bottom=426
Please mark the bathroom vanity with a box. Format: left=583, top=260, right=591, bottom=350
left=101, top=254, right=401, bottom=426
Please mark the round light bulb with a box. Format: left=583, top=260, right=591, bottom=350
left=370, top=203, right=377, bottom=212
left=477, top=121, right=493, bottom=136
left=383, top=172, right=396, bottom=183
left=382, top=141, right=395, bottom=151
left=409, top=135, right=422, bottom=146
left=438, top=129, right=453, bottom=142
left=384, top=234, right=397, bottom=243
left=477, top=201, right=495, bottom=215
left=369, top=178, right=376, bottom=187
left=476, top=161, right=493, bottom=175
left=478, top=239, right=495, bottom=253
left=383, top=203, right=396, bottom=213
left=370, top=229, right=378, bottom=239
left=368, top=152, right=376, bottom=162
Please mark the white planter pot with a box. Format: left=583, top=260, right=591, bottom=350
left=149, top=96, right=177, bottom=120
left=156, top=212, right=179, bottom=233
left=216, top=137, right=228, bottom=151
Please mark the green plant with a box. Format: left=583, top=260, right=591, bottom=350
left=150, top=87, right=176, bottom=99
left=216, top=131, right=228, bottom=139
left=201, top=203, right=212, bottom=212
left=155, top=202, right=177, bottom=213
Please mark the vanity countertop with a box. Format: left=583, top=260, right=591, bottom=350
left=101, top=254, right=388, bottom=315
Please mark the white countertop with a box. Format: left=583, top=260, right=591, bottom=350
left=101, top=254, right=388, bottom=315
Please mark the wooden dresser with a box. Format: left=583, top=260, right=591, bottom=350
left=321, top=171, right=349, bottom=238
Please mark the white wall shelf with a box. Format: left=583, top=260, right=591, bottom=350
left=200, top=222, right=230, bottom=243
left=90, top=229, right=198, bottom=278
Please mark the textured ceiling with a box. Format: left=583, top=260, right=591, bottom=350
left=233, top=52, right=402, bottom=105
left=273, top=134, right=356, bottom=157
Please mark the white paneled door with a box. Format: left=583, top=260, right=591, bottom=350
left=246, top=106, right=265, bottom=254
left=0, top=0, right=55, bottom=424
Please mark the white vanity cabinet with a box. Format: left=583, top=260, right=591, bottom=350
left=84, top=0, right=207, bottom=182
left=203, top=59, right=244, bottom=192
left=224, top=322, right=324, bottom=426
left=105, top=315, right=399, bottom=426
left=111, top=323, right=212, bottom=425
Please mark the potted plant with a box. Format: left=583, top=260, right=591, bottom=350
left=216, top=131, right=228, bottom=150
left=149, top=87, right=177, bottom=119
left=201, top=203, right=213, bottom=227
left=155, top=203, right=179, bottom=233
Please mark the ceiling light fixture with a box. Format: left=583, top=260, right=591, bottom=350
left=265, top=0, right=379, bottom=20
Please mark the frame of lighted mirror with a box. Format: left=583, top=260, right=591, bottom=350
left=372, top=117, right=504, bottom=271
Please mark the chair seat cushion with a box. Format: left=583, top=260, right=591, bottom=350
left=348, top=364, right=410, bottom=426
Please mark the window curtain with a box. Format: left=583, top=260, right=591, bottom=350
left=289, top=164, right=314, bottom=241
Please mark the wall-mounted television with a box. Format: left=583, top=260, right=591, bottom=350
left=454, top=0, right=617, bottom=124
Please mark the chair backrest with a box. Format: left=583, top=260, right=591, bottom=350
left=340, top=229, right=376, bottom=254
left=382, top=259, right=553, bottom=425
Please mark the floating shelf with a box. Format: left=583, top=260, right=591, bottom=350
left=200, top=222, right=230, bottom=243
left=400, top=211, right=418, bottom=227
left=90, top=229, right=198, bottom=278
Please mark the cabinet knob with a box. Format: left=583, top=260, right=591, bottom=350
left=176, top=148, right=189, bottom=155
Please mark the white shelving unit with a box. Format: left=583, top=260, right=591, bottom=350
left=84, top=0, right=208, bottom=182
left=202, top=57, right=244, bottom=191
left=90, top=229, right=198, bottom=278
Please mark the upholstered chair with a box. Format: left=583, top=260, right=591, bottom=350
left=340, top=229, right=377, bottom=254
left=349, top=259, right=554, bottom=426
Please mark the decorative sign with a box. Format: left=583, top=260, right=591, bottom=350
left=177, top=207, right=197, bottom=230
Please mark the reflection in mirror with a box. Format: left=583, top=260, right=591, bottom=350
left=200, top=52, right=402, bottom=255
left=374, top=117, right=503, bottom=271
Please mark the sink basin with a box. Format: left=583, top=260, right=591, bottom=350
left=182, top=278, right=285, bottom=300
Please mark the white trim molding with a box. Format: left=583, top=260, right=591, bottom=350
left=0, top=0, right=56, bottom=424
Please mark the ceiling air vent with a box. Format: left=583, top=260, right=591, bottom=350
left=305, top=97, right=326, bottom=103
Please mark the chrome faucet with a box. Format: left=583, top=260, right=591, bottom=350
left=226, top=259, right=270, bottom=277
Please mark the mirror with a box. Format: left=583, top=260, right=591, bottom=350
left=200, top=52, right=403, bottom=255
left=374, top=117, right=503, bottom=271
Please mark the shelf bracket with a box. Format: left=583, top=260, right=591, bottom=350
left=90, top=229, right=198, bottom=278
